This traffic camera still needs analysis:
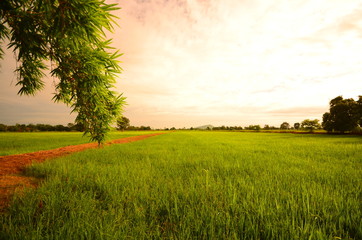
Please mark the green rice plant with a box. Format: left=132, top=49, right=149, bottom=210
left=0, top=131, right=158, bottom=156
left=1, top=132, right=361, bottom=239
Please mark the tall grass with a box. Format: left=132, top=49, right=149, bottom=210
left=1, top=132, right=361, bottom=239
left=0, top=131, right=158, bottom=156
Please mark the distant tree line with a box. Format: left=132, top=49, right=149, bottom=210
left=1, top=117, right=152, bottom=132
left=209, top=96, right=362, bottom=134
left=212, top=126, right=244, bottom=131
left=127, top=126, right=152, bottom=131
left=209, top=120, right=321, bottom=132
left=194, top=96, right=362, bottom=134
left=0, top=123, right=84, bottom=132
left=3, top=96, right=360, bottom=134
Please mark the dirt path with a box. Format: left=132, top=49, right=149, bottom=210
left=0, top=132, right=166, bottom=211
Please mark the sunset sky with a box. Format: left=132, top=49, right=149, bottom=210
left=1, top=0, right=362, bottom=128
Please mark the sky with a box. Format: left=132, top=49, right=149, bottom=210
left=1, top=0, right=362, bottom=129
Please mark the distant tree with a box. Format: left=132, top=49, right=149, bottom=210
left=322, top=112, right=333, bottom=133
left=293, top=122, right=300, bottom=130
left=322, top=96, right=360, bottom=133
left=280, top=122, right=290, bottom=130
left=36, top=124, right=53, bottom=131
left=55, top=124, right=67, bottom=131
left=17, top=124, right=26, bottom=132
left=263, top=124, right=270, bottom=130
left=6, top=125, right=17, bottom=132
left=246, top=125, right=261, bottom=131
left=127, top=126, right=135, bottom=130
left=0, top=124, right=6, bottom=132
left=356, top=96, right=362, bottom=127
left=67, top=123, right=75, bottom=130
left=73, top=123, right=85, bottom=132
left=301, top=119, right=321, bottom=132
left=116, top=117, right=130, bottom=131
left=0, top=123, right=82, bottom=132
left=26, top=124, right=36, bottom=132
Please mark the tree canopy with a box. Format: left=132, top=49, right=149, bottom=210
left=116, top=116, right=130, bottom=131
left=301, top=119, right=320, bottom=132
left=280, top=122, right=290, bottom=130
left=0, top=0, right=125, bottom=144
left=322, top=96, right=361, bottom=133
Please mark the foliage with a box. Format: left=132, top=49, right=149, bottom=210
left=301, top=119, right=321, bottom=132
left=1, top=132, right=361, bottom=239
left=263, top=125, right=278, bottom=130
left=293, top=122, right=300, bottom=130
left=127, top=125, right=152, bottom=131
left=280, top=122, right=290, bottom=130
left=212, top=126, right=243, bottom=130
left=322, top=96, right=361, bottom=133
left=0, top=0, right=125, bottom=144
left=0, top=123, right=83, bottom=132
left=357, top=96, right=362, bottom=126
left=116, top=116, right=130, bottom=131
left=244, top=125, right=261, bottom=131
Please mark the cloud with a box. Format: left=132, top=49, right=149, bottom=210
left=1, top=0, right=362, bottom=128
left=108, top=0, right=362, bottom=127
left=266, top=106, right=328, bottom=117
left=0, top=97, right=75, bottom=125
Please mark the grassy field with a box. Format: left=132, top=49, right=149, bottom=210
left=1, top=131, right=361, bottom=239
left=0, top=131, right=159, bottom=156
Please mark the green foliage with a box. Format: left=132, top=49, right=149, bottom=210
left=322, top=96, right=361, bottom=133
left=0, top=122, right=82, bottom=132
left=245, top=125, right=261, bottom=131
left=280, top=122, right=290, bottom=129
left=116, top=116, right=130, bottom=131
left=213, top=125, right=243, bottom=130
left=0, top=0, right=125, bottom=144
left=301, top=119, right=321, bottom=132
left=357, top=96, right=362, bottom=127
left=1, top=132, right=361, bottom=239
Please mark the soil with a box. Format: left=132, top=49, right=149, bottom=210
left=0, top=132, right=165, bottom=211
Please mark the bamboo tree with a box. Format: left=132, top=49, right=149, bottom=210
left=0, top=0, right=125, bottom=144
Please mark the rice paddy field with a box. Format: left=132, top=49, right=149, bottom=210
left=0, top=131, right=361, bottom=239
left=0, top=131, right=158, bottom=156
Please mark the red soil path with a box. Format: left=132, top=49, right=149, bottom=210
left=0, top=132, right=165, bottom=211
